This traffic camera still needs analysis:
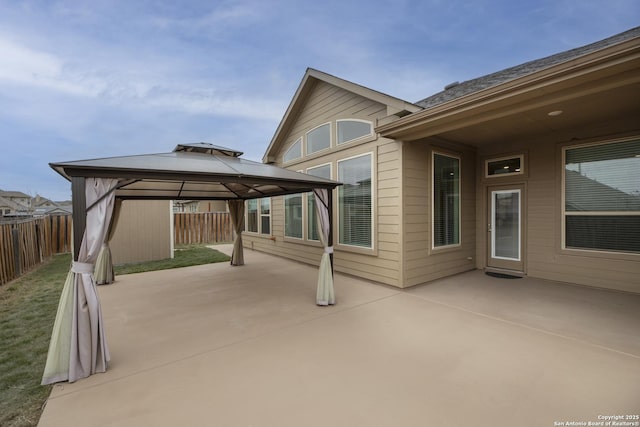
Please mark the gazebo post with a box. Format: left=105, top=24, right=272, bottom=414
left=71, top=177, right=87, bottom=260
left=328, top=189, right=334, bottom=276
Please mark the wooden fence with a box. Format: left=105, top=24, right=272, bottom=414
left=174, top=212, right=233, bottom=245
left=0, top=215, right=72, bottom=286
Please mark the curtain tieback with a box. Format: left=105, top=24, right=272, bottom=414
left=101, top=242, right=110, bottom=248
left=72, top=262, right=94, bottom=274
left=324, top=246, right=334, bottom=254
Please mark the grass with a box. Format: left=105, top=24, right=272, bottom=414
left=115, top=244, right=230, bottom=275
left=0, top=244, right=230, bottom=427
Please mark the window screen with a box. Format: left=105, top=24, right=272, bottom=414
left=433, top=153, right=460, bottom=247
left=338, top=154, right=372, bottom=248
left=564, top=140, right=640, bottom=253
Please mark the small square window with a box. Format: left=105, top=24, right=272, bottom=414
left=486, top=156, right=524, bottom=177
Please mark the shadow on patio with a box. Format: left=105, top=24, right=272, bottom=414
left=39, top=245, right=640, bottom=426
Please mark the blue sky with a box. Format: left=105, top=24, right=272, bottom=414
left=0, top=0, right=638, bottom=201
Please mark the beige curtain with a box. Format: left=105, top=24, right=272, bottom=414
left=42, top=178, right=119, bottom=384
left=94, top=199, right=122, bottom=285
left=312, top=189, right=335, bottom=306
left=228, top=199, right=245, bottom=266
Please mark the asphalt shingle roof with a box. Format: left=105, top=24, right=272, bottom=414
left=415, top=27, right=640, bottom=109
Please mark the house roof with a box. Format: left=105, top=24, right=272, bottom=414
left=262, top=68, right=422, bottom=163
left=377, top=27, right=640, bottom=144
left=0, top=190, right=31, bottom=199
left=50, top=143, right=340, bottom=201
left=416, top=26, right=640, bottom=109
left=0, top=195, right=22, bottom=210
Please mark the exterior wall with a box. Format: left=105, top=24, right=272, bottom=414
left=244, top=81, right=403, bottom=287
left=402, top=140, right=477, bottom=287
left=477, top=134, right=640, bottom=293
left=110, top=200, right=173, bottom=265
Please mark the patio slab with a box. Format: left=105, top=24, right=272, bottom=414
left=38, top=247, right=640, bottom=426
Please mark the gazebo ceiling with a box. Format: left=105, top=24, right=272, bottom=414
left=50, top=143, right=340, bottom=200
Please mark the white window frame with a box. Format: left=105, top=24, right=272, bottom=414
left=485, top=154, right=524, bottom=178
left=336, top=119, right=374, bottom=145
left=337, top=152, right=374, bottom=250
left=245, top=198, right=271, bottom=235
left=561, top=137, right=640, bottom=255
left=283, top=138, right=302, bottom=163
left=491, top=189, right=522, bottom=261
left=431, top=150, right=462, bottom=250
left=259, top=198, right=271, bottom=236
left=305, top=122, right=332, bottom=155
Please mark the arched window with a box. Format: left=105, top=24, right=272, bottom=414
left=337, top=120, right=372, bottom=145
left=306, top=123, right=331, bottom=155
left=283, top=138, right=302, bottom=162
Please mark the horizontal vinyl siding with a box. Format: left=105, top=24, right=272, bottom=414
left=246, top=82, right=402, bottom=287
left=402, top=142, right=477, bottom=287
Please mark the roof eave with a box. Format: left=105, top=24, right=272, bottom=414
left=377, top=35, right=640, bottom=141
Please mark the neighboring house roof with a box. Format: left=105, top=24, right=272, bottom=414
left=262, top=68, right=422, bottom=163
left=0, top=190, right=31, bottom=199
left=416, top=26, right=640, bottom=109
left=565, top=169, right=640, bottom=211
left=50, top=143, right=341, bottom=201
left=0, top=195, right=22, bottom=210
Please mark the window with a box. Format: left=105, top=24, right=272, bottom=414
left=486, top=155, right=523, bottom=177
left=564, top=139, right=640, bottom=253
left=283, top=138, right=302, bottom=162
left=337, top=120, right=372, bottom=144
left=260, top=198, right=271, bottom=235
left=284, top=194, right=302, bottom=238
left=246, top=199, right=258, bottom=233
left=246, top=198, right=271, bottom=235
left=338, top=154, right=372, bottom=248
left=433, top=152, right=460, bottom=248
left=307, top=164, right=332, bottom=241
left=306, top=123, right=331, bottom=155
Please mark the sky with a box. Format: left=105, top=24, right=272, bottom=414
left=0, top=0, right=638, bottom=201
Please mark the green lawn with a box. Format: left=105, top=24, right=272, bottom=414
left=0, top=245, right=230, bottom=427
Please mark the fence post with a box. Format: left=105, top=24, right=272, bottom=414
left=12, top=228, right=21, bottom=277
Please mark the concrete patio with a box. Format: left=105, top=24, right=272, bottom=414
left=38, top=245, right=640, bottom=426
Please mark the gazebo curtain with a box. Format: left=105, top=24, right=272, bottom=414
left=228, top=199, right=245, bottom=266
left=42, top=178, right=119, bottom=384
left=94, top=198, right=123, bottom=285
left=312, top=188, right=335, bottom=306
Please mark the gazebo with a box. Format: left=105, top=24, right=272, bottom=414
left=42, top=143, right=341, bottom=385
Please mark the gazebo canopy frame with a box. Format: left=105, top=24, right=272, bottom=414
left=42, top=143, right=341, bottom=385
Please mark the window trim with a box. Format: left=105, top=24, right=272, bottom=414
left=305, top=122, right=332, bottom=156
left=337, top=152, right=375, bottom=250
left=245, top=198, right=272, bottom=236
left=431, top=150, right=462, bottom=251
left=259, top=198, right=271, bottom=236
left=283, top=138, right=302, bottom=163
left=336, top=119, right=374, bottom=145
left=485, top=154, right=524, bottom=178
left=561, top=137, right=640, bottom=255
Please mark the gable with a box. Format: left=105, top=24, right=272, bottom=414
left=263, top=68, right=420, bottom=163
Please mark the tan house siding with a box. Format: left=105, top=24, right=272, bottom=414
left=478, top=135, right=640, bottom=293
left=402, top=141, right=477, bottom=287
left=110, top=200, right=172, bottom=265
left=244, top=81, right=402, bottom=287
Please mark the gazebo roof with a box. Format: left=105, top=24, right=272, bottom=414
left=50, top=143, right=340, bottom=200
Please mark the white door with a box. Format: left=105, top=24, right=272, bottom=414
left=488, top=185, right=524, bottom=272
